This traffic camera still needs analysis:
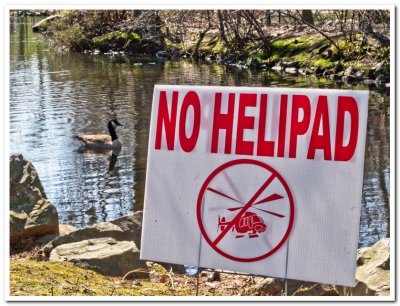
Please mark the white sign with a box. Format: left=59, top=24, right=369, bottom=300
left=141, top=85, right=368, bottom=286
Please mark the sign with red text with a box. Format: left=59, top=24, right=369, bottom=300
left=141, top=85, right=368, bottom=286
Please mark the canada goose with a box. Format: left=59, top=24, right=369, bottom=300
left=74, top=119, right=123, bottom=149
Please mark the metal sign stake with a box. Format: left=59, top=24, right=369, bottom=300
left=195, top=198, right=206, bottom=296
left=284, top=238, right=290, bottom=296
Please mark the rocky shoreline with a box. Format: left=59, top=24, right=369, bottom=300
left=9, top=154, right=390, bottom=296
left=10, top=10, right=52, bottom=17
left=30, top=12, right=390, bottom=89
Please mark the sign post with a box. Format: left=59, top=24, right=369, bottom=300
left=141, top=85, right=369, bottom=287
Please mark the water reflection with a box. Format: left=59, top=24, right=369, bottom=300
left=9, top=17, right=390, bottom=247
left=76, top=147, right=122, bottom=172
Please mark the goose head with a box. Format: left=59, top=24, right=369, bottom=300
left=108, top=119, right=123, bottom=141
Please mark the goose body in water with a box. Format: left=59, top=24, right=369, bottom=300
left=74, top=119, right=123, bottom=149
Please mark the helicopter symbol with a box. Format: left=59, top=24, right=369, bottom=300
left=207, top=187, right=285, bottom=239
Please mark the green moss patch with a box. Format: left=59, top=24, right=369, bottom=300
left=10, top=259, right=190, bottom=296
left=93, top=31, right=141, bottom=51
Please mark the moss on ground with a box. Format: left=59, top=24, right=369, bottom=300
left=93, top=31, right=141, bottom=51
left=9, top=258, right=191, bottom=296
left=93, top=31, right=141, bottom=45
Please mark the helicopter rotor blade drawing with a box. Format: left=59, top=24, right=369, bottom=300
left=207, top=187, right=285, bottom=218
left=227, top=206, right=285, bottom=218
left=206, top=187, right=242, bottom=204
left=254, top=193, right=284, bottom=205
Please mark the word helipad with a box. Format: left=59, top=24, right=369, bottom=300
left=154, top=88, right=360, bottom=161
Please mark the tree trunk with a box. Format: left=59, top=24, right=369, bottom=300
left=301, top=10, right=314, bottom=25
left=217, top=10, right=230, bottom=47
left=265, top=10, right=272, bottom=25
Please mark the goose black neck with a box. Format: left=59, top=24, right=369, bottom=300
left=108, top=121, right=118, bottom=141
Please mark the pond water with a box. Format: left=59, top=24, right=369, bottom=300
left=9, top=17, right=390, bottom=247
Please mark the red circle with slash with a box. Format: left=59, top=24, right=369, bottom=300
left=197, top=159, right=295, bottom=262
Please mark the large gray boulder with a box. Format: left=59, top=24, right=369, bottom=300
left=10, top=154, right=59, bottom=247
left=252, top=238, right=390, bottom=296
left=335, top=238, right=390, bottom=296
left=110, top=211, right=142, bottom=247
left=49, top=237, right=147, bottom=276
left=43, top=211, right=143, bottom=257
left=252, top=278, right=337, bottom=296
left=43, top=221, right=126, bottom=257
left=42, top=211, right=148, bottom=276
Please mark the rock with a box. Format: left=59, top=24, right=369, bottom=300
left=284, top=61, right=300, bottom=68
left=42, top=211, right=143, bottom=248
left=110, top=211, right=142, bottom=246
left=42, top=221, right=126, bottom=257
left=342, top=75, right=357, bottom=83
left=315, top=66, right=325, bottom=75
left=235, top=61, right=247, bottom=68
left=32, top=15, right=61, bottom=32
left=10, top=211, right=28, bottom=237
left=285, top=67, right=297, bottom=74
left=363, top=79, right=376, bottom=85
left=323, top=69, right=334, bottom=77
left=49, top=237, right=147, bottom=276
left=298, top=68, right=313, bottom=75
left=41, top=212, right=149, bottom=276
left=59, top=224, right=78, bottom=235
left=207, top=271, right=221, bottom=282
left=10, top=154, right=46, bottom=211
left=344, top=66, right=355, bottom=77
left=246, top=58, right=263, bottom=69
left=156, top=50, right=167, bottom=59
left=331, top=74, right=343, bottom=80
left=355, top=70, right=365, bottom=80
left=293, top=284, right=338, bottom=296
left=10, top=154, right=59, bottom=248
left=33, top=224, right=78, bottom=246
left=375, top=74, right=387, bottom=85
left=25, top=198, right=56, bottom=225
left=333, top=62, right=344, bottom=74
left=271, top=66, right=283, bottom=71
left=252, top=278, right=337, bottom=296
left=335, top=238, right=390, bottom=296
left=24, top=199, right=59, bottom=236
left=252, top=278, right=286, bottom=296
left=373, top=62, right=385, bottom=75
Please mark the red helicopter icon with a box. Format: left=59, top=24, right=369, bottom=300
left=208, top=187, right=285, bottom=239
left=218, top=212, right=267, bottom=238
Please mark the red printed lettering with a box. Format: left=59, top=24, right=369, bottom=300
left=155, top=91, right=178, bottom=150
left=179, top=91, right=201, bottom=152
left=307, top=96, right=332, bottom=160
left=211, top=93, right=235, bottom=154
left=289, top=95, right=311, bottom=158
left=334, top=96, right=359, bottom=161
